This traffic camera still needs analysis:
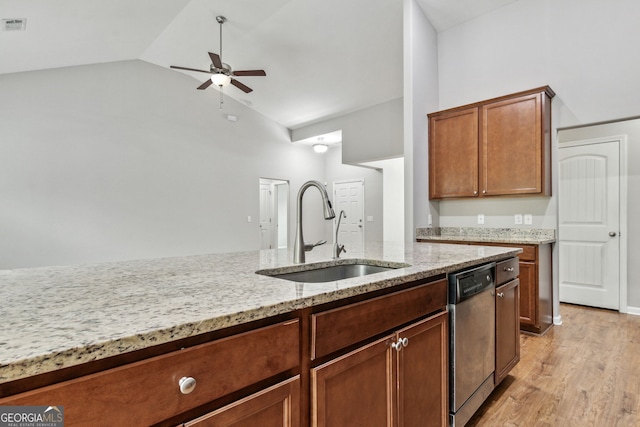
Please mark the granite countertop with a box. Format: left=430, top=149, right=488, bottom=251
left=0, top=242, right=520, bottom=385
left=416, top=227, right=556, bottom=245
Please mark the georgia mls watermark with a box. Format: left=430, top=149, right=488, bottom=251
left=0, top=406, right=64, bottom=427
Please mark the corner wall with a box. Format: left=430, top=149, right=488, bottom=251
left=0, top=60, right=327, bottom=269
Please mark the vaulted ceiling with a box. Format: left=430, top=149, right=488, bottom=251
left=0, top=0, right=518, bottom=129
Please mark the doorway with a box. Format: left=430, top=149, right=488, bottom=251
left=259, top=178, right=289, bottom=250
left=557, top=135, right=627, bottom=310
left=333, top=180, right=365, bottom=254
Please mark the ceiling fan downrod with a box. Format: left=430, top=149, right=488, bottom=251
left=216, top=16, right=226, bottom=63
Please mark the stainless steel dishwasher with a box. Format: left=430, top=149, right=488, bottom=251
left=448, top=262, right=496, bottom=427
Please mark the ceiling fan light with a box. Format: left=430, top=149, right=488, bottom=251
left=313, top=144, right=328, bottom=153
left=211, top=73, right=231, bottom=86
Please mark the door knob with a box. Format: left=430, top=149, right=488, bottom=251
left=609, top=232, right=617, bottom=237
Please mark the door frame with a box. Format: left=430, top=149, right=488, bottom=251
left=259, top=178, right=289, bottom=250
left=557, top=135, right=628, bottom=313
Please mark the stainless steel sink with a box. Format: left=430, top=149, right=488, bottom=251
left=257, top=261, right=409, bottom=283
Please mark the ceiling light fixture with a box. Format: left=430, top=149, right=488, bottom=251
left=313, top=144, right=328, bottom=153
left=211, top=73, right=231, bottom=87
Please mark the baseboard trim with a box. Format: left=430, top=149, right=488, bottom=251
left=625, top=306, right=640, bottom=316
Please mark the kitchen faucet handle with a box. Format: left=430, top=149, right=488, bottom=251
left=304, top=240, right=327, bottom=251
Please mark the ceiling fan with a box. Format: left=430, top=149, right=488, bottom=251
left=170, top=16, right=266, bottom=95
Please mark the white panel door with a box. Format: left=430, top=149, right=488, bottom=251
left=333, top=180, right=364, bottom=255
left=259, top=183, right=272, bottom=249
left=558, top=140, right=620, bottom=309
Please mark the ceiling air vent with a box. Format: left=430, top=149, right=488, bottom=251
left=2, top=18, right=27, bottom=31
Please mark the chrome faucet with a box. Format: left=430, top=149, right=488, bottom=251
left=333, top=210, right=347, bottom=259
left=294, top=180, right=335, bottom=263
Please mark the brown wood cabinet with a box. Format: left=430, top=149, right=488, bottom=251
left=311, top=311, right=448, bottom=427
left=428, top=86, right=555, bottom=200
left=419, top=240, right=553, bottom=334
left=183, top=376, right=300, bottom=427
left=0, top=320, right=300, bottom=427
left=495, top=258, right=521, bottom=386
left=1, top=275, right=452, bottom=427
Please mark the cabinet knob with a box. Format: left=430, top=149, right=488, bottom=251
left=503, top=267, right=515, bottom=272
left=179, top=376, right=197, bottom=394
left=497, top=292, right=505, bottom=298
left=482, top=190, right=486, bottom=194
left=391, top=337, right=409, bottom=351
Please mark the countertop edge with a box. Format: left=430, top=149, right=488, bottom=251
left=0, top=245, right=521, bottom=386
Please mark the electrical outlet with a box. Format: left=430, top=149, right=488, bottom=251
left=515, top=214, right=523, bottom=225
left=524, top=214, right=533, bottom=225
left=477, top=214, right=485, bottom=225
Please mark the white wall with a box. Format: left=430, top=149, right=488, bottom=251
left=291, top=98, right=404, bottom=164
left=433, top=0, right=640, bottom=310
left=0, top=60, right=328, bottom=269
left=404, top=0, right=440, bottom=243
left=436, top=0, right=640, bottom=227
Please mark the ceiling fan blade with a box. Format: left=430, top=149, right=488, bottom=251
left=232, top=70, right=266, bottom=77
left=170, top=65, right=212, bottom=74
left=197, top=79, right=214, bottom=90
left=230, top=78, right=253, bottom=93
left=209, top=52, right=223, bottom=69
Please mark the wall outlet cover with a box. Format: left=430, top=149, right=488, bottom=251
left=524, top=214, right=533, bottom=225
left=515, top=214, right=523, bottom=225
left=477, top=214, right=484, bottom=225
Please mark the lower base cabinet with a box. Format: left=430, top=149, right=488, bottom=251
left=183, top=376, right=300, bottom=427
left=495, top=279, right=520, bottom=386
left=311, top=311, right=448, bottom=427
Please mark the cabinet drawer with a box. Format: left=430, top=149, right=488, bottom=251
left=496, top=257, right=519, bottom=285
left=518, top=245, right=536, bottom=261
left=311, top=280, right=447, bottom=359
left=0, top=319, right=300, bottom=427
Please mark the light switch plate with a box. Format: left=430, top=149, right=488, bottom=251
left=477, top=214, right=485, bottom=225
left=524, top=214, right=533, bottom=225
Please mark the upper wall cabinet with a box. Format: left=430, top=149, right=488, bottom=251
left=428, top=86, right=555, bottom=200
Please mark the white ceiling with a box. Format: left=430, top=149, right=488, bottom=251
left=0, top=0, right=519, bottom=129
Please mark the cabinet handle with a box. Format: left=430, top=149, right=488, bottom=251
left=497, top=292, right=504, bottom=298
left=179, top=376, right=197, bottom=394
left=503, top=267, right=515, bottom=272
left=391, top=337, right=409, bottom=351
left=482, top=190, right=486, bottom=194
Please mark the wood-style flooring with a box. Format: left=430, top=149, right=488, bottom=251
left=468, top=303, right=640, bottom=426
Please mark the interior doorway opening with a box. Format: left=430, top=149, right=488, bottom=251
left=259, top=178, right=289, bottom=249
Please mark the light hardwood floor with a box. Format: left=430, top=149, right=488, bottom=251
left=468, top=303, right=640, bottom=426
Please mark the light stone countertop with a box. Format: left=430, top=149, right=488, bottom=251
left=0, top=242, right=520, bottom=385
left=416, top=227, right=556, bottom=245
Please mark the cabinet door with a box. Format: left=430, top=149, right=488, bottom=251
left=518, top=262, right=537, bottom=328
left=496, top=280, right=520, bottom=385
left=184, top=376, right=300, bottom=427
left=396, top=311, right=448, bottom=427
left=481, top=92, right=543, bottom=196
left=311, top=335, right=395, bottom=427
left=429, top=108, right=479, bottom=199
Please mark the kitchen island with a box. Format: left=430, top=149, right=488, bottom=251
left=0, top=242, right=520, bottom=426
